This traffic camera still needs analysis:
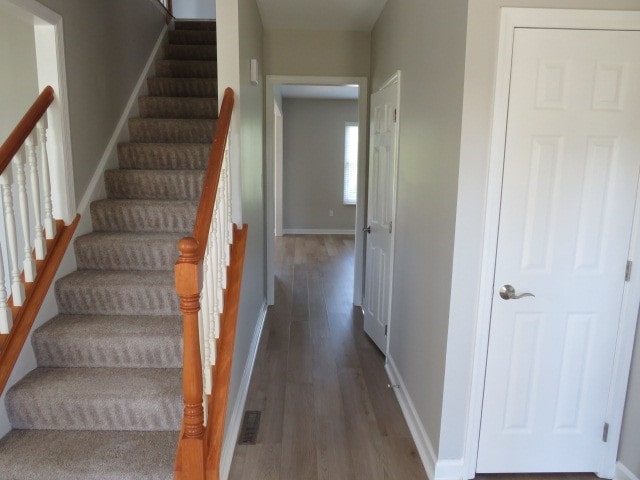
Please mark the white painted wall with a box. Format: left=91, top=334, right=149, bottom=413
left=443, top=1, right=640, bottom=478
left=0, top=10, right=38, bottom=141
left=282, top=98, right=357, bottom=232
left=173, top=0, right=215, bottom=19
left=370, top=0, right=469, bottom=463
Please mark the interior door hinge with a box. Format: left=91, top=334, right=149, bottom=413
left=393, top=109, right=397, bottom=123
left=625, top=261, right=632, bottom=282
left=384, top=325, right=388, bottom=336
left=389, top=221, right=393, bottom=234
left=602, top=422, right=609, bottom=442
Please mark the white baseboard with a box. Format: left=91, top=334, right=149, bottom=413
left=282, top=228, right=355, bottom=235
left=616, top=462, right=640, bottom=480
left=75, top=25, right=168, bottom=227
left=220, top=301, right=268, bottom=480
left=435, top=459, right=465, bottom=480
left=385, top=356, right=438, bottom=480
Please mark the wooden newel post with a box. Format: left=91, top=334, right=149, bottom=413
left=175, top=237, right=205, bottom=479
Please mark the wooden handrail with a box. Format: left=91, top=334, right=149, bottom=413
left=193, top=87, right=235, bottom=258
left=0, top=86, right=54, bottom=176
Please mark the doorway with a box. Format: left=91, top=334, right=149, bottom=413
left=265, top=75, right=368, bottom=307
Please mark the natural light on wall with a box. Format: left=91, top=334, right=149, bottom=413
left=344, top=122, right=358, bottom=205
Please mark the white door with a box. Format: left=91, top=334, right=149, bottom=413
left=363, top=76, right=400, bottom=352
left=477, top=28, right=640, bottom=473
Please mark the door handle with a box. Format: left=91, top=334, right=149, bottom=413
left=499, top=284, right=535, bottom=300
left=363, top=226, right=371, bottom=234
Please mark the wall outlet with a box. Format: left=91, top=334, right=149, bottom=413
left=329, top=209, right=334, bottom=217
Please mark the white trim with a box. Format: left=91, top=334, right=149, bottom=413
left=465, top=8, right=640, bottom=478
left=435, top=459, right=465, bottom=480
left=265, top=75, right=368, bottom=307
left=220, top=301, right=268, bottom=480
left=615, top=462, right=640, bottom=480
left=386, top=356, right=437, bottom=480
left=75, top=26, right=167, bottom=222
left=282, top=228, right=355, bottom=235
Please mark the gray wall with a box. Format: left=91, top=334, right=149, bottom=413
left=173, top=0, right=216, bottom=19
left=220, top=0, right=266, bottom=444
left=282, top=98, right=357, bottom=232
left=264, top=29, right=370, bottom=77
left=37, top=0, right=166, bottom=207
left=0, top=11, right=38, bottom=141
left=370, top=0, right=469, bottom=456
left=621, top=329, right=640, bottom=476
left=441, top=0, right=640, bottom=472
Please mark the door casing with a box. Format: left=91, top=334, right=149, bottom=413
left=465, top=8, right=640, bottom=479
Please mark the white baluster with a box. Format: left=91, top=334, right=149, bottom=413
left=215, top=200, right=225, bottom=315
left=12, top=151, right=36, bottom=282
left=0, top=170, right=25, bottom=306
left=37, top=118, right=56, bottom=239
left=0, top=244, right=12, bottom=333
left=208, top=225, right=220, bottom=340
left=201, top=255, right=212, bottom=394
left=25, top=133, right=46, bottom=260
left=224, top=155, right=232, bottom=260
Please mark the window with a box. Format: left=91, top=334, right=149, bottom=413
left=343, top=123, right=358, bottom=205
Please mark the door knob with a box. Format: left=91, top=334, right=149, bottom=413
left=499, top=284, right=535, bottom=300
left=363, top=226, right=371, bottom=234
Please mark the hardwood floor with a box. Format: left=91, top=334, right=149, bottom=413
left=229, top=235, right=427, bottom=479
left=229, top=235, right=602, bottom=480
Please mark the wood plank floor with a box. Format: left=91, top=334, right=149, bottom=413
left=229, top=235, right=427, bottom=479
left=229, top=235, right=601, bottom=480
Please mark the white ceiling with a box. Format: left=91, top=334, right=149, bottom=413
left=280, top=84, right=359, bottom=100
left=255, top=0, right=388, bottom=32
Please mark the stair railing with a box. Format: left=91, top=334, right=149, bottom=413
left=174, top=87, right=247, bottom=480
left=0, top=86, right=80, bottom=394
left=154, top=0, right=173, bottom=22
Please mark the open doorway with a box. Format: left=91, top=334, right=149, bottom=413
left=265, top=75, right=368, bottom=307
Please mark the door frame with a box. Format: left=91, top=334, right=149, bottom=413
left=265, top=75, right=369, bottom=306
left=464, top=8, right=640, bottom=478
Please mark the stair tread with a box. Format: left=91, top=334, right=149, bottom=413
left=147, top=76, right=217, bottom=97
left=55, top=269, right=178, bottom=316
left=33, top=314, right=182, bottom=368
left=128, top=117, right=216, bottom=143
left=75, top=231, right=184, bottom=271
left=90, top=198, right=197, bottom=234
left=154, top=59, right=217, bottom=78
left=6, top=367, right=181, bottom=431
left=162, top=44, right=216, bottom=61
left=105, top=169, right=205, bottom=200
left=117, top=143, right=209, bottom=170
left=168, top=29, right=216, bottom=45
left=0, top=429, right=178, bottom=480
left=175, top=20, right=216, bottom=31
left=138, top=95, right=217, bottom=119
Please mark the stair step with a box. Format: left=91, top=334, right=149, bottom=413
left=148, top=76, right=217, bottom=97
left=155, top=59, right=217, bottom=78
left=90, top=199, right=197, bottom=233
left=6, top=367, right=181, bottom=431
left=75, top=232, right=183, bottom=271
left=128, top=118, right=215, bottom=143
left=138, top=95, right=217, bottom=118
left=32, top=314, right=182, bottom=368
left=105, top=169, right=204, bottom=201
left=175, top=20, right=216, bottom=31
left=56, top=270, right=178, bottom=316
left=168, top=29, right=216, bottom=45
left=118, top=143, right=209, bottom=170
left=162, top=44, right=216, bottom=61
left=0, top=430, right=178, bottom=480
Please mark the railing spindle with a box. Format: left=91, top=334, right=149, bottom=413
left=13, top=149, right=36, bottom=283
left=0, top=244, right=12, bottom=333
left=0, top=170, right=25, bottom=306
left=37, top=118, right=56, bottom=240
left=25, top=133, right=45, bottom=260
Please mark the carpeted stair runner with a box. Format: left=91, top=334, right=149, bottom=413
left=0, top=20, right=217, bottom=479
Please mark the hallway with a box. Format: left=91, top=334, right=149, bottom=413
left=229, top=235, right=427, bottom=479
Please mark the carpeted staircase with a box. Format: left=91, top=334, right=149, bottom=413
left=0, top=20, right=217, bottom=480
